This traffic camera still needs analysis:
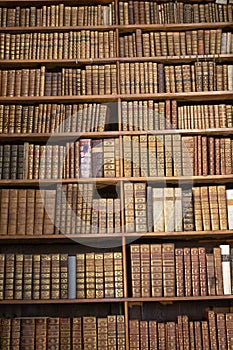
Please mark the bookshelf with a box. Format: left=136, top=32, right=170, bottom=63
left=0, top=0, right=233, bottom=349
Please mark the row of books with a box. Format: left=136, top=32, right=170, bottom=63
left=120, top=29, right=233, bottom=58
left=120, top=62, right=233, bottom=94
left=1, top=62, right=233, bottom=97
left=2, top=134, right=233, bottom=179
left=0, top=139, right=120, bottom=179
left=124, top=184, right=232, bottom=233
left=119, top=1, right=233, bottom=25
left=184, top=135, right=233, bottom=176
left=122, top=101, right=233, bottom=131
left=0, top=185, right=232, bottom=236
left=130, top=243, right=231, bottom=298
left=123, top=134, right=233, bottom=177
left=1, top=29, right=233, bottom=61
left=129, top=312, right=233, bottom=350
left=0, top=3, right=115, bottom=27
left=0, top=186, right=122, bottom=236
left=0, top=65, right=118, bottom=97
left=0, top=103, right=109, bottom=134
left=0, top=315, right=125, bottom=350
left=1, top=101, right=231, bottom=135
left=0, top=31, right=117, bottom=60
left=0, top=252, right=123, bottom=300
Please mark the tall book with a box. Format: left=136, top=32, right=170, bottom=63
left=220, top=244, right=231, bottom=295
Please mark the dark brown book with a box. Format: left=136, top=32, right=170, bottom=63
left=60, top=318, right=71, bottom=350
left=216, top=313, right=227, bottom=349
left=47, top=318, right=59, bottom=350
left=98, top=318, right=108, bottom=350
left=198, top=247, right=207, bottom=296
left=213, top=247, right=224, bottom=295
left=129, top=320, right=140, bottom=349
left=83, top=316, right=97, bottom=350
left=21, top=318, right=35, bottom=349
left=191, top=248, right=200, bottom=296
left=175, top=248, right=184, bottom=297
left=14, top=254, right=23, bottom=300
left=60, top=254, right=68, bottom=299
left=162, top=243, right=175, bottom=297
left=208, top=311, right=218, bottom=350
left=35, top=318, right=47, bottom=350
left=130, top=245, right=141, bottom=297
left=72, top=318, right=82, bottom=350
left=184, top=248, right=192, bottom=297
left=23, top=254, right=33, bottom=300
left=0, top=254, right=5, bottom=300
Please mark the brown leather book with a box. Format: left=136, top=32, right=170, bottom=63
left=130, top=245, right=141, bottom=297
left=162, top=243, right=175, bottom=297
left=175, top=248, right=184, bottom=297
left=216, top=313, right=227, bottom=349
left=83, top=316, right=97, bottom=350
left=23, top=254, right=33, bottom=300
left=72, top=317, right=82, bottom=350
left=213, top=247, right=224, bottom=295
left=207, top=311, right=218, bottom=350
left=129, top=320, right=140, bottom=349
left=198, top=247, right=207, bottom=296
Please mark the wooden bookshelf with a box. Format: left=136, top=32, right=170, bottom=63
left=0, top=0, right=233, bottom=348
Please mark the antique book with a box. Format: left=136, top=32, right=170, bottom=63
left=104, top=252, right=114, bottom=298
left=97, top=318, right=108, bottom=350
left=72, top=318, right=82, bottom=350
left=14, top=254, right=23, bottom=300
left=130, top=245, right=141, bottom=297
left=184, top=248, right=192, bottom=297
left=129, top=320, right=140, bottom=349
left=175, top=248, right=184, bottom=297
left=220, top=244, right=231, bottom=295
left=150, top=244, right=162, bottom=297
left=68, top=256, right=76, bottom=299
left=95, top=253, right=104, bottom=298
left=226, top=189, right=233, bottom=229
left=85, top=253, right=95, bottom=299
left=162, top=243, right=175, bottom=297
left=207, top=311, right=218, bottom=350
left=140, top=245, right=150, bottom=297
left=40, top=254, right=51, bottom=300
left=47, top=318, right=59, bottom=350
left=213, top=247, right=224, bottom=295
left=83, top=316, right=97, bottom=350
left=60, top=254, right=68, bottom=299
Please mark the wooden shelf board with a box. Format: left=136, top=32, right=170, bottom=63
left=1, top=91, right=233, bottom=104
left=1, top=295, right=233, bottom=305
left=0, top=131, right=122, bottom=142
left=118, top=54, right=233, bottom=64
left=1, top=175, right=233, bottom=187
left=128, top=295, right=233, bottom=302
left=0, top=230, right=233, bottom=244
left=125, top=175, right=233, bottom=184
left=0, top=58, right=118, bottom=68
left=0, top=25, right=117, bottom=33
left=0, top=298, right=125, bottom=304
left=0, top=0, right=112, bottom=5
left=124, top=230, right=233, bottom=240
left=118, top=22, right=233, bottom=32
left=0, top=233, right=123, bottom=244
left=1, top=128, right=233, bottom=142
left=0, top=54, right=233, bottom=68
left=0, top=95, right=118, bottom=103
left=121, top=91, right=233, bottom=102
